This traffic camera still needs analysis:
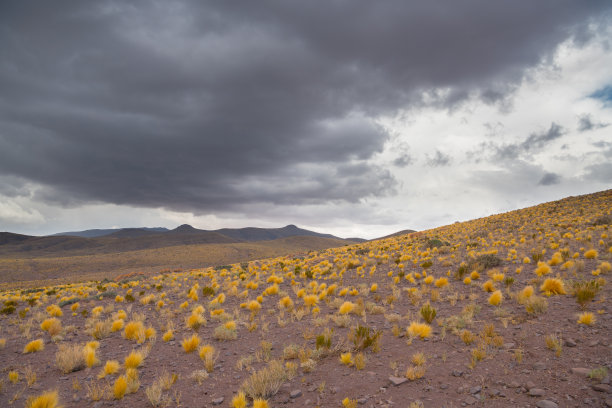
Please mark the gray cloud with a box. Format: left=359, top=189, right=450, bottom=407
left=476, top=122, right=567, bottom=161
left=0, top=1, right=609, bottom=214
left=577, top=114, right=609, bottom=132
left=426, top=150, right=452, bottom=167
left=583, top=163, right=612, bottom=183
left=393, top=154, right=415, bottom=168
left=538, top=172, right=562, bottom=186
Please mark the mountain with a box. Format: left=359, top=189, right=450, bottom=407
left=52, top=227, right=168, bottom=238
left=0, top=224, right=359, bottom=258
left=213, top=224, right=340, bottom=242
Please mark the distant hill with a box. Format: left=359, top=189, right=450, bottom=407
left=0, top=224, right=359, bottom=258
left=52, top=227, right=169, bottom=238
left=214, top=224, right=339, bottom=242
left=372, top=229, right=417, bottom=241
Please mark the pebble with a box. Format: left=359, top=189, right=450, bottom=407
left=389, top=376, right=407, bottom=386
left=212, top=397, right=224, bottom=405
left=536, top=400, right=558, bottom=408
left=470, top=386, right=481, bottom=394
left=593, top=384, right=611, bottom=393
left=507, top=381, right=520, bottom=388
left=525, top=381, right=536, bottom=390
left=452, top=370, right=464, bottom=377
left=290, top=390, right=302, bottom=398
left=571, top=367, right=591, bottom=376
left=464, top=396, right=477, bottom=405
left=529, top=388, right=546, bottom=397
left=533, top=362, right=547, bottom=370
left=564, top=338, right=577, bottom=347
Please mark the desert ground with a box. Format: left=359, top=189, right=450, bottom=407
left=0, top=190, right=610, bottom=408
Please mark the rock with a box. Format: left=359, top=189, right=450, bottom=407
left=357, top=397, right=368, bottom=405
left=529, top=389, right=546, bottom=397
left=571, top=367, right=591, bottom=376
left=525, top=381, right=537, bottom=390
left=440, top=384, right=449, bottom=390
left=536, top=400, right=558, bottom=408
left=452, top=370, right=464, bottom=377
left=605, top=397, right=612, bottom=407
left=533, top=362, right=547, bottom=370
left=564, top=338, right=577, bottom=347
left=330, top=386, right=338, bottom=394
left=503, top=342, right=516, bottom=350
left=464, top=396, right=477, bottom=405
left=212, top=397, right=224, bottom=405
left=593, top=384, right=611, bottom=393
left=290, top=390, right=302, bottom=398
left=508, top=381, right=520, bottom=388
left=389, top=376, right=407, bottom=386
left=470, top=386, right=482, bottom=394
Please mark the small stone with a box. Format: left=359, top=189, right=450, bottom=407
left=330, top=386, right=338, bottom=394
left=470, top=386, right=482, bottom=394
left=571, top=367, right=591, bottom=376
left=440, top=384, right=449, bottom=390
left=533, top=362, right=547, bottom=370
left=604, top=397, right=612, bottom=407
left=589, top=340, right=599, bottom=347
left=464, top=396, right=477, bottom=405
left=503, top=342, right=515, bottom=350
left=525, top=381, right=536, bottom=390
left=452, top=370, right=464, bottom=377
left=564, top=338, right=577, bottom=347
left=389, top=376, right=407, bottom=386
left=212, top=397, right=224, bottom=405
left=357, top=397, right=368, bottom=405
left=529, top=388, right=546, bottom=397
left=536, top=400, right=558, bottom=408
left=508, top=381, right=520, bottom=388
left=593, top=384, right=611, bottom=393
left=290, top=390, right=302, bottom=398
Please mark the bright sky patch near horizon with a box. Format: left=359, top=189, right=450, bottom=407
left=0, top=2, right=611, bottom=239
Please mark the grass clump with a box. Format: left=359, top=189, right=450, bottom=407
left=241, top=360, right=292, bottom=399
left=407, top=322, right=432, bottom=339
left=23, top=339, right=44, bottom=354
left=577, top=311, right=595, bottom=325
left=540, top=278, right=566, bottom=295
left=349, top=325, right=381, bottom=351
left=182, top=334, right=201, bottom=353
left=25, top=390, right=61, bottom=408
left=571, top=279, right=601, bottom=308
left=420, top=303, right=436, bottom=323
left=56, top=343, right=86, bottom=373
left=124, top=350, right=144, bottom=369
left=213, top=320, right=237, bottom=340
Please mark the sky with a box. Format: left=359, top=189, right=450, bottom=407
left=0, top=1, right=611, bottom=239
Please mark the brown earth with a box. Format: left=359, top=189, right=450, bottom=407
left=0, top=189, right=610, bottom=408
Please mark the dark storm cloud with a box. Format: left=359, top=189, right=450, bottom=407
left=0, top=1, right=609, bottom=213
left=538, top=172, right=562, bottom=186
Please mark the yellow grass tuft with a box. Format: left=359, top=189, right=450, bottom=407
left=162, top=329, right=174, bottom=342
left=25, top=390, right=60, bottom=408
left=303, top=294, right=318, bottom=307
left=84, top=345, right=99, bottom=368
left=279, top=296, right=293, bottom=309
left=114, top=376, right=127, bottom=399
left=534, top=262, right=552, bottom=276
left=339, top=301, right=355, bottom=315
left=24, top=339, right=44, bottom=354
left=407, top=322, right=432, bottom=339
left=111, top=319, right=124, bottom=332
left=577, top=312, right=595, bottom=325
left=584, top=249, right=598, bottom=259
left=232, top=391, right=248, bottom=408
left=98, top=360, right=120, bottom=379
left=434, top=277, right=448, bottom=288
left=123, top=321, right=145, bottom=343
left=124, top=350, right=144, bottom=369
left=540, top=278, right=566, bottom=295
left=253, top=399, right=269, bottom=408
left=482, top=280, right=495, bottom=292
left=182, top=334, right=201, bottom=353
left=340, top=352, right=353, bottom=366
left=488, top=290, right=502, bottom=306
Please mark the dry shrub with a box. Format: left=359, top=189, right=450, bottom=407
left=241, top=360, right=292, bottom=399
left=56, top=343, right=86, bottom=373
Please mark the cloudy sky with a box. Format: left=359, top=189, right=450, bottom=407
left=1, top=1, right=611, bottom=239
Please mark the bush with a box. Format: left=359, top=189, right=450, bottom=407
left=473, top=254, right=502, bottom=270
left=56, top=343, right=86, bottom=373
left=420, top=303, right=436, bottom=324
left=241, top=360, right=291, bottom=399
